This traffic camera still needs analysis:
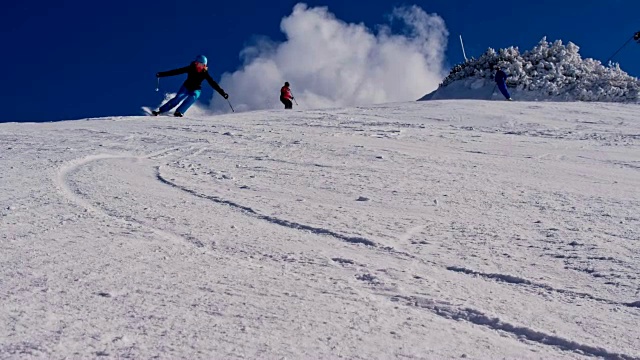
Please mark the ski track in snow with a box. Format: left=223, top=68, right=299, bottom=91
left=155, top=166, right=377, bottom=247
left=391, top=295, right=640, bottom=360
left=54, top=150, right=196, bottom=248
left=155, top=165, right=425, bottom=261
left=446, top=265, right=639, bottom=308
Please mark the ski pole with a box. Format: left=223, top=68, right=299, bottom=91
left=227, top=99, right=235, bottom=112
left=155, top=77, right=160, bottom=92
left=291, top=92, right=299, bottom=106
left=605, top=34, right=634, bottom=64
left=489, top=84, right=497, bottom=100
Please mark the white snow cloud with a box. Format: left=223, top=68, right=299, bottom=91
left=210, top=3, right=449, bottom=112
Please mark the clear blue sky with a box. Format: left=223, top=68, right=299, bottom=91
left=1, top=0, right=638, bottom=122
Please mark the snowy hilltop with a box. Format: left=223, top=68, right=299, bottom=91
left=420, top=37, right=640, bottom=102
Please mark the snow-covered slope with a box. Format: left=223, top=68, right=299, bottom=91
left=421, top=38, right=640, bottom=103
left=1, top=100, right=639, bottom=359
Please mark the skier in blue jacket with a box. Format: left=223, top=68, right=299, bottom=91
left=153, top=55, right=229, bottom=117
left=495, top=67, right=512, bottom=101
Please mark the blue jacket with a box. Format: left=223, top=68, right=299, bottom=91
left=495, top=69, right=509, bottom=84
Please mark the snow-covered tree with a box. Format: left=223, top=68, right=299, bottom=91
left=439, top=38, right=640, bottom=102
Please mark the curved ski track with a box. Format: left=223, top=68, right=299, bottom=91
left=155, top=166, right=377, bottom=247
left=54, top=150, right=194, bottom=248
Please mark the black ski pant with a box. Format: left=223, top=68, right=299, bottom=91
left=280, top=97, right=293, bottom=109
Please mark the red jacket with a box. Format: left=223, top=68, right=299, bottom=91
left=280, top=86, right=292, bottom=100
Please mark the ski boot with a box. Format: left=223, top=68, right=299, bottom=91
left=174, top=111, right=184, bottom=117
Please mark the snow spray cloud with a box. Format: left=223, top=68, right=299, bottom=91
left=211, top=3, right=449, bottom=112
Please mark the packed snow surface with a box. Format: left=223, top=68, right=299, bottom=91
left=1, top=100, right=639, bottom=359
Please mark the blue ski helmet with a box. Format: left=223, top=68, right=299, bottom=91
left=195, top=55, right=207, bottom=65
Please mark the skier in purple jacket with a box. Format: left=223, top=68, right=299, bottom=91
left=495, top=67, right=512, bottom=101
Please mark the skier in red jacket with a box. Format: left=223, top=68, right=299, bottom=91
left=280, top=82, right=294, bottom=109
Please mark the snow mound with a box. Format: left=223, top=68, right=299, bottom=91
left=420, top=37, right=640, bottom=102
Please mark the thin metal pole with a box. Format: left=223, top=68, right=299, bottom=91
left=459, top=35, right=468, bottom=62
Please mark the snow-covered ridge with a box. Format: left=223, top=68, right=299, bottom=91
left=421, top=37, right=640, bottom=102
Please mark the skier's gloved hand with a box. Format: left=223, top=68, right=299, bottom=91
left=222, top=92, right=229, bottom=99
left=156, top=73, right=160, bottom=77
